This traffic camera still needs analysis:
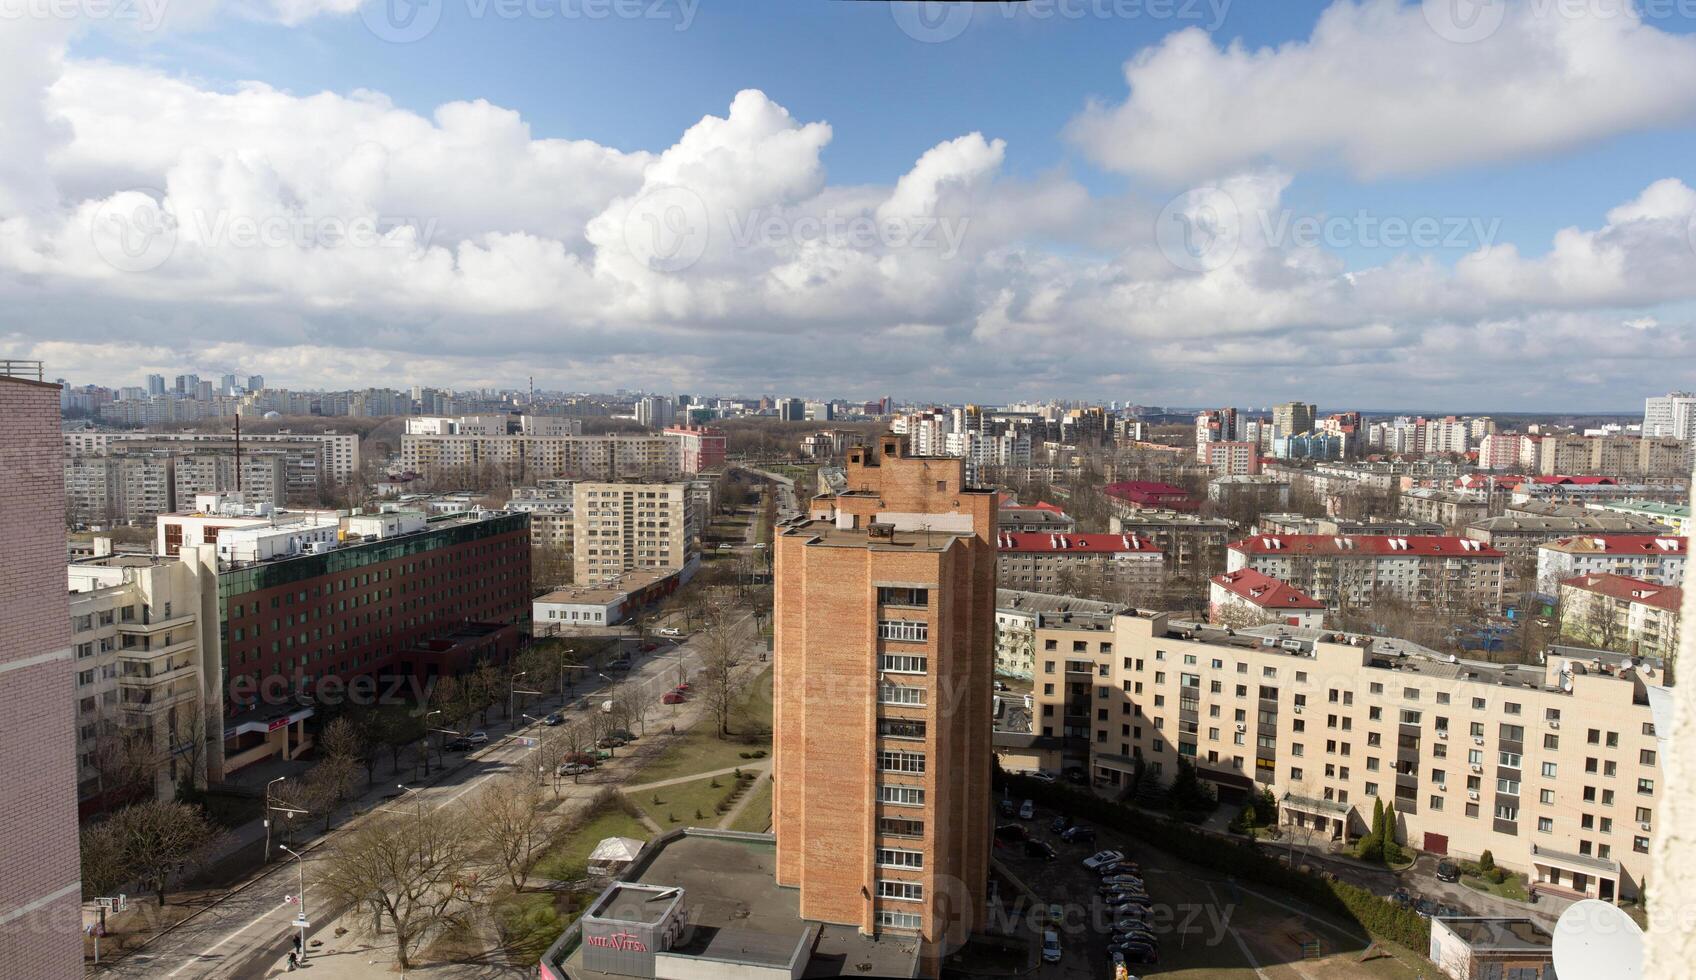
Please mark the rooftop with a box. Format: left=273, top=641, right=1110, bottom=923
left=1230, top=534, right=1503, bottom=558
left=535, top=566, right=689, bottom=606
left=1441, top=917, right=1552, bottom=953
left=1558, top=573, right=1683, bottom=612
left=997, top=531, right=1160, bottom=554
left=1540, top=534, right=1686, bottom=556
left=782, top=519, right=965, bottom=553
left=1467, top=515, right=1666, bottom=534
left=1210, top=569, right=1325, bottom=609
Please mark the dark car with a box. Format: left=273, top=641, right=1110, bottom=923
left=543, top=713, right=564, bottom=726
left=995, top=823, right=1028, bottom=843
left=1061, top=826, right=1096, bottom=845
left=1023, top=839, right=1057, bottom=861
left=1414, top=899, right=1437, bottom=918
left=1114, top=925, right=1157, bottom=944
left=1062, top=767, right=1088, bottom=784
left=445, top=737, right=473, bottom=751
left=1116, top=940, right=1158, bottom=965
left=1391, top=889, right=1412, bottom=907
left=607, top=729, right=635, bottom=741
left=1050, top=816, right=1068, bottom=834
left=999, top=799, right=1016, bottom=817
left=1436, top=860, right=1460, bottom=882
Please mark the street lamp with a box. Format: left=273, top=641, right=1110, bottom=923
left=423, top=709, right=442, bottom=773
left=279, top=844, right=308, bottom=964
left=264, top=775, right=285, bottom=863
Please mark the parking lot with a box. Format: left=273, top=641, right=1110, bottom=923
left=990, top=793, right=1431, bottom=980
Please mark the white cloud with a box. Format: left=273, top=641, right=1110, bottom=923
left=1067, top=0, right=1696, bottom=182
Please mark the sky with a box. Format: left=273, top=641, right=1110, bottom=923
left=2, top=0, right=1695, bottom=410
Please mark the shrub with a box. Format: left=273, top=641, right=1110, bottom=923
left=1480, top=849, right=1495, bottom=871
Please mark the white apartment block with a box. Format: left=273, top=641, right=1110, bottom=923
left=64, top=453, right=175, bottom=525
left=64, top=430, right=359, bottom=485
left=1227, top=534, right=1505, bottom=614
left=573, top=482, right=698, bottom=585
left=400, top=430, right=680, bottom=482
left=1028, top=612, right=1666, bottom=902
left=506, top=483, right=575, bottom=551
left=1535, top=536, right=1686, bottom=595
left=1643, top=391, right=1696, bottom=440
left=67, top=549, right=218, bottom=805
left=172, top=451, right=289, bottom=509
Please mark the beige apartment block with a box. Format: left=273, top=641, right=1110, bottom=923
left=572, top=482, right=697, bottom=585
left=401, top=431, right=681, bottom=482
left=1021, top=609, right=1665, bottom=902
left=773, top=435, right=996, bottom=975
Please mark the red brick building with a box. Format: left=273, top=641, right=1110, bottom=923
left=773, top=435, right=996, bottom=974
left=0, top=370, right=83, bottom=977
left=664, top=425, right=726, bottom=474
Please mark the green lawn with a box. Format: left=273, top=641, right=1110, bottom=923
left=630, top=667, right=772, bottom=784
left=632, top=773, right=754, bottom=830
left=531, top=795, right=649, bottom=884
left=1462, top=872, right=1529, bottom=902
left=727, top=776, right=773, bottom=833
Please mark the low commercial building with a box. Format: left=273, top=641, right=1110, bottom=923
left=533, top=563, right=697, bottom=631
left=1535, top=535, right=1687, bottom=594
left=1558, top=574, right=1682, bottom=661
left=1228, top=534, right=1506, bottom=614
left=996, top=531, right=1163, bottom=595
left=1428, top=917, right=1553, bottom=980
left=1208, top=569, right=1325, bottom=628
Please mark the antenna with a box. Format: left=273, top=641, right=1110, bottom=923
left=234, top=410, right=242, bottom=493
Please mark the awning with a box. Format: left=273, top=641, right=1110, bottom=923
left=1280, top=792, right=1351, bottom=816
left=1529, top=843, right=1619, bottom=876
left=1199, top=766, right=1255, bottom=790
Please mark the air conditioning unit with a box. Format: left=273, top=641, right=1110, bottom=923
left=1473, top=736, right=1484, bottom=745
left=1236, top=724, right=1247, bottom=733
left=1548, top=720, right=1560, bottom=729
left=1437, top=731, right=1449, bottom=740
left=1293, top=705, right=1303, bottom=714
left=1641, top=822, right=1652, bottom=831
left=1468, top=791, right=1480, bottom=800
left=1470, top=764, right=1482, bottom=773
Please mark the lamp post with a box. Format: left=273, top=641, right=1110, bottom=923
left=263, top=775, right=285, bottom=863
left=423, top=709, right=442, bottom=774
left=279, top=844, right=307, bottom=963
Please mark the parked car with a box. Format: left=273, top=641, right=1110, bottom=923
left=1435, top=903, right=1462, bottom=918
left=1041, top=930, right=1062, bottom=964
left=658, top=627, right=681, bottom=636
left=562, top=752, right=598, bottom=767
left=607, top=729, right=635, bottom=741
left=674, top=683, right=691, bottom=692
left=1414, top=899, right=1437, bottom=919
left=1024, top=839, right=1057, bottom=861
left=1063, top=767, right=1088, bottom=784
left=542, top=713, right=564, bottom=726
left=999, top=799, right=1015, bottom=817
left=994, top=823, right=1028, bottom=843
left=1046, top=903, right=1065, bottom=927
left=1018, top=799, right=1035, bottom=820
left=1114, top=924, right=1157, bottom=944
left=1115, top=940, right=1158, bottom=965
left=1029, top=770, right=1057, bottom=783
left=1101, top=890, right=1145, bottom=905
left=1391, top=889, right=1412, bottom=907
left=1084, top=850, right=1126, bottom=870
left=1061, top=826, right=1096, bottom=845
left=1050, top=815, right=1068, bottom=834
left=1094, top=862, right=1124, bottom=877
left=445, top=737, right=473, bottom=751
left=556, top=762, right=592, bottom=776
left=1101, top=874, right=1144, bottom=888
left=1436, top=860, right=1460, bottom=883
left=662, top=692, right=687, bottom=704
left=465, top=731, right=489, bottom=746
left=597, top=736, right=627, bottom=749
left=1107, top=898, right=1154, bottom=915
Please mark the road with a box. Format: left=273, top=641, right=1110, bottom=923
left=96, top=615, right=760, bottom=980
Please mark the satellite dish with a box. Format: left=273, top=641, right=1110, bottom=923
left=1552, top=899, right=1644, bottom=980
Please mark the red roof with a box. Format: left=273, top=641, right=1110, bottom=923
left=1210, top=569, right=1325, bottom=609
left=997, top=531, right=1161, bottom=554
left=1228, top=534, right=1504, bottom=558
left=1530, top=475, right=1618, bottom=486
left=1544, top=535, right=1686, bottom=555
left=1104, top=481, right=1198, bottom=511
left=1558, top=573, right=1683, bottom=611
left=998, top=493, right=1068, bottom=514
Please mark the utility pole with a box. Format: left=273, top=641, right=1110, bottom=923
left=280, top=844, right=308, bottom=963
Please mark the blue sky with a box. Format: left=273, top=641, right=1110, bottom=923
left=6, top=0, right=1696, bottom=407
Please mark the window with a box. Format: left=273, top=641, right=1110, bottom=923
left=880, top=654, right=927, bottom=674
left=1638, top=778, right=1655, bottom=796
left=879, top=683, right=925, bottom=706
left=877, top=587, right=928, bottom=606
left=877, top=847, right=923, bottom=869
left=879, top=784, right=924, bottom=807
left=877, top=880, right=923, bottom=901
left=1541, top=762, right=1557, bottom=778
left=1538, top=817, right=1553, bottom=833
left=878, top=718, right=927, bottom=740
left=879, top=751, right=926, bottom=774
left=878, top=816, right=924, bottom=838
left=879, top=620, right=928, bottom=642
left=877, top=909, right=922, bottom=930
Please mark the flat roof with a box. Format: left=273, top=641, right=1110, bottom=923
left=1442, top=917, right=1552, bottom=953
left=589, top=883, right=682, bottom=926
left=536, top=566, right=684, bottom=605
left=783, top=520, right=965, bottom=553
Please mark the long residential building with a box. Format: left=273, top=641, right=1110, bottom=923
left=774, top=435, right=996, bottom=973
left=1011, top=611, right=1666, bottom=903
left=0, top=371, right=82, bottom=977
left=1227, top=534, right=1506, bottom=614
left=1463, top=515, right=1670, bottom=565
left=64, top=429, right=359, bottom=487
left=400, top=429, right=681, bottom=482
left=1535, top=535, right=1687, bottom=595
left=996, top=531, right=1163, bottom=596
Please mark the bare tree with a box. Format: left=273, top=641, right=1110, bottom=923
left=698, top=618, right=740, bottom=740
left=90, top=725, right=163, bottom=803
left=81, top=800, right=226, bottom=906
left=467, top=776, right=547, bottom=891
left=317, top=806, right=482, bottom=970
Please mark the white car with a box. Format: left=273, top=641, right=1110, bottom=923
left=1017, top=799, right=1036, bottom=820
left=1029, top=770, right=1057, bottom=783
left=657, top=627, right=681, bottom=636
left=1041, top=929, right=1062, bottom=963
left=1083, top=849, right=1126, bottom=870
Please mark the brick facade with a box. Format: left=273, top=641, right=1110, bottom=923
left=0, top=376, right=83, bottom=976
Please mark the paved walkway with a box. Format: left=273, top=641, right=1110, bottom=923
left=623, top=763, right=763, bottom=793
left=717, top=768, right=771, bottom=831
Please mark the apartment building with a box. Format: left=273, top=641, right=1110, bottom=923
left=1643, top=391, right=1696, bottom=440
left=64, top=429, right=359, bottom=487
left=573, top=482, right=697, bottom=585
left=1400, top=489, right=1490, bottom=529
left=171, top=450, right=289, bottom=509
left=1463, top=515, right=1669, bottom=565
left=1557, top=574, right=1682, bottom=661
left=994, top=588, right=1123, bottom=680
left=0, top=370, right=81, bottom=977
left=64, top=452, right=175, bottom=525
left=996, top=531, right=1163, bottom=595
left=996, top=499, right=1077, bottom=534
left=506, top=481, right=575, bottom=551
left=1227, top=535, right=1506, bottom=614
left=1273, top=402, right=1316, bottom=441
left=67, top=551, right=217, bottom=808
left=773, top=435, right=996, bottom=972
left=1027, top=610, right=1665, bottom=902
left=1202, top=440, right=1261, bottom=475
left=400, top=429, right=680, bottom=482
left=1110, top=511, right=1237, bottom=579
left=1257, top=514, right=1446, bottom=538
left=1208, top=569, right=1325, bottom=628
left=1536, top=535, right=1687, bottom=595
left=662, top=425, right=726, bottom=473
left=1584, top=500, right=1691, bottom=537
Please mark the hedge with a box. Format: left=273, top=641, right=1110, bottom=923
left=999, top=773, right=1431, bottom=952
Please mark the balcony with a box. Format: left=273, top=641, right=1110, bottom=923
left=121, top=687, right=196, bottom=719
left=119, top=659, right=197, bottom=688
left=117, top=612, right=195, bottom=636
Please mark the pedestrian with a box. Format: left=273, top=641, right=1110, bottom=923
left=287, top=949, right=298, bottom=971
